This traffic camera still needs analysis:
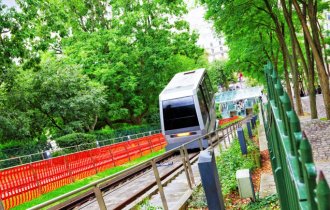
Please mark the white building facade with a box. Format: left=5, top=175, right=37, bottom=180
left=184, top=5, right=228, bottom=62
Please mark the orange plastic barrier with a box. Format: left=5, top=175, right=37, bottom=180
left=89, top=146, right=115, bottom=172
left=0, top=165, right=40, bottom=209
left=31, top=156, right=71, bottom=194
left=0, top=133, right=166, bottom=209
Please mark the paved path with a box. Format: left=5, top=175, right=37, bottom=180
left=258, top=110, right=277, bottom=198
left=300, top=120, right=330, bottom=182
left=296, top=94, right=330, bottom=182
left=300, top=94, right=326, bottom=118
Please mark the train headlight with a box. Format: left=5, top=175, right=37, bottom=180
left=170, top=132, right=197, bottom=138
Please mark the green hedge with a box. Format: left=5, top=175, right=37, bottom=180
left=0, top=140, right=47, bottom=169
left=93, top=124, right=160, bottom=141
left=55, top=133, right=96, bottom=149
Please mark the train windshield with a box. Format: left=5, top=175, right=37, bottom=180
left=162, top=96, right=199, bottom=131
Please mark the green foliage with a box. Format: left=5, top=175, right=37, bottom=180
left=201, top=0, right=278, bottom=83
left=0, top=55, right=107, bottom=142
left=188, top=186, right=208, bottom=208
left=242, top=194, right=279, bottom=210
left=93, top=124, right=160, bottom=141
left=0, top=139, right=47, bottom=169
left=0, top=140, right=45, bottom=157
left=217, top=138, right=258, bottom=195
left=253, top=103, right=260, bottom=115
left=55, top=133, right=96, bottom=149
left=207, top=60, right=234, bottom=90
left=136, top=198, right=163, bottom=210
left=215, top=103, right=222, bottom=119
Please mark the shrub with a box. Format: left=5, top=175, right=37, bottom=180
left=0, top=140, right=45, bottom=158
left=216, top=138, right=258, bottom=195
left=242, top=194, right=279, bottom=209
left=253, top=103, right=259, bottom=114
left=55, top=133, right=96, bottom=148
left=93, top=124, right=160, bottom=141
left=0, top=140, right=47, bottom=169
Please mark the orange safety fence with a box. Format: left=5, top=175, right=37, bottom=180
left=218, top=116, right=239, bottom=126
left=0, top=133, right=166, bottom=209
left=31, top=156, right=71, bottom=194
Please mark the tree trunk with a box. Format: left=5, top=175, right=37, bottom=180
left=281, top=0, right=317, bottom=115
left=283, top=52, right=294, bottom=105
left=279, top=0, right=303, bottom=115
left=290, top=36, right=304, bottom=115
left=303, top=4, right=318, bottom=119
left=292, top=0, right=330, bottom=119
left=263, top=0, right=295, bottom=106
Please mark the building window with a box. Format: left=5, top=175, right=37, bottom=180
left=211, top=48, right=214, bottom=54
left=219, top=41, right=222, bottom=45
left=327, top=14, right=330, bottom=20
left=220, top=47, right=223, bottom=51
left=210, top=42, right=213, bottom=47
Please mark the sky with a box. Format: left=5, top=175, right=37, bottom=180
left=3, top=0, right=17, bottom=8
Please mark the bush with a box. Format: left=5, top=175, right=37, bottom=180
left=0, top=140, right=46, bottom=158
left=253, top=103, right=259, bottom=114
left=242, top=194, right=279, bottom=209
left=0, top=140, right=47, bottom=169
left=216, top=138, right=258, bottom=195
left=93, top=124, right=160, bottom=141
left=55, top=133, right=96, bottom=148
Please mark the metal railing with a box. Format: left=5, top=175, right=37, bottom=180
left=262, top=62, right=330, bottom=210
left=26, top=119, right=245, bottom=210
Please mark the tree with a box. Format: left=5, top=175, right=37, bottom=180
left=0, top=54, right=107, bottom=141
left=202, top=0, right=330, bottom=119
left=207, top=60, right=234, bottom=90
left=18, top=0, right=205, bottom=126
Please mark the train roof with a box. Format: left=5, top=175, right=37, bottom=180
left=159, top=68, right=205, bottom=101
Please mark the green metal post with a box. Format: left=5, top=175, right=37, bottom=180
left=316, top=171, right=330, bottom=210
left=300, top=133, right=317, bottom=209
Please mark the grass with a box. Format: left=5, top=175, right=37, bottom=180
left=13, top=149, right=165, bottom=210
left=320, top=117, right=328, bottom=121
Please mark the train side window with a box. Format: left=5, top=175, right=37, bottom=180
left=201, top=78, right=211, bottom=105
left=205, top=74, right=214, bottom=99
left=197, top=88, right=209, bottom=124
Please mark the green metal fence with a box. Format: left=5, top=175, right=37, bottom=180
left=261, top=62, right=330, bottom=210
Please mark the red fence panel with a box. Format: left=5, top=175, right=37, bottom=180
left=31, top=156, right=72, bottom=194
left=0, top=132, right=167, bottom=209
left=149, top=134, right=164, bottom=151
left=88, top=146, right=114, bottom=173
left=125, top=140, right=142, bottom=161
left=137, top=137, right=152, bottom=156
left=110, top=143, right=129, bottom=166
left=0, top=164, right=40, bottom=209
left=65, top=151, right=97, bottom=181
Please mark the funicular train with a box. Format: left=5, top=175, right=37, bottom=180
left=159, top=69, right=217, bottom=150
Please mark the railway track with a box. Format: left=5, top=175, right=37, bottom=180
left=28, top=117, right=248, bottom=210
left=48, top=152, right=198, bottom=210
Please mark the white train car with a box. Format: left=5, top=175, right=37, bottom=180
left=159, top=69, right=217, bottom=150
